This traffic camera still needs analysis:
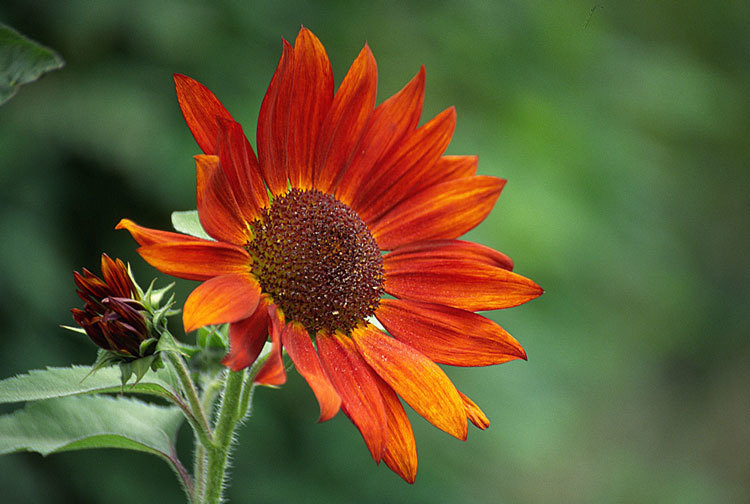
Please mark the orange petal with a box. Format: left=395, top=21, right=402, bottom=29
left=406, top=155, right=478, bottom=199
left=183, top=274, right=261, bottom=332
left=386, top=238, right=513, bottom=271
left=313, top=44, right=377, bottom=193
left=384, top=255, right=543, bottom=311
left=116, top=218, right=197, bottom=246
left=458, top=390, right=490, bottom=430
left=257, top=39, right=294, bottom=195
left=317, top=330, right=387, bottom=462
left=282, top=322, right=341, bottom=422
left=335, top=66, right=425, bottom=206
left=352, top=325, right=467, bottom=440
left=222, top=296, right=271, bottom=371
left=370, top=176, right=506, bottom=250
left=195, top=154, right=249, bottom=245
left=375, top=377, right=418, bottom=484
left=376, top=298, right=526, bottom=366
left=216, top=118, right=268, bottom=222
left=287, top=28, right=334, bottom=190
left=174, top=73, right=235, bottom=154
left=254, top=303, right=287, bottom=386
left=354, top=107, right=456, bottom=224
left=137, top=241, right=250, bottom=281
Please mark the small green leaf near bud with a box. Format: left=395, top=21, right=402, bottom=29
left=171, top=210, right=212, bottom=240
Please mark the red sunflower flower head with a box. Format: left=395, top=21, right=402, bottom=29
left=118, top=27, right=543, bottom=483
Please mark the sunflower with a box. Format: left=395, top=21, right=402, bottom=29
left=117, top=27, right=542, bottom=482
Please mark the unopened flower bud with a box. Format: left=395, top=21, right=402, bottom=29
left=71, top=254, right=151, bottom=358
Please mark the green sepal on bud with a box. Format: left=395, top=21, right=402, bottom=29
left=188, top=325, right=230, bottom=374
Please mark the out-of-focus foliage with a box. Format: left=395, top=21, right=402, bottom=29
left=0, top=1, right=748, bottom=503
left=0, top=23, right=64, bottom=105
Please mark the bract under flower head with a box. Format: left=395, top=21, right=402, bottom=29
left=117, top=27, right=543, bottom=483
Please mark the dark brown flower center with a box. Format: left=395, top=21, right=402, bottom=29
left=246, top=188, right=384, bottom=335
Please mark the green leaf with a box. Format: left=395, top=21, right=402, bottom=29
left=0, top=365, right=180, bottom=405
left=171, top=210, right=212, bottom=240
left=0, top=395, right=183, bottom=458
left=0, top=23, right=64, bottom=105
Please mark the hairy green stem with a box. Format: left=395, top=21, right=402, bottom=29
left=203, top=369, right=245, bottom=504
left=166, top=352, right=214, bottom=450
left=193, top=372, right=222, bottom=502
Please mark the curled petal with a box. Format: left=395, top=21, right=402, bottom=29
left=386, top=239, right=513, bottom=271
left=254, top=303, right=287, bottom=386
left=257, top=39, right=294, bottom=195
left=216, top=118, right=268, bottom=222
left=352, top=325, right=467, bottom=440
left=317, top=330, right=387, bottom=462
left=336, top=66, right=425, bottom=206
left=222, top=296, right=271, bottom=371
left=370, top=176, right=506, bottom=250
left=458, top=390, right=490, bottom=430
left=314, top=43, right=377, bottom=193
left=174, top=73, right=235, bottom=154
left=384, top=256, right=543, bottom=311
left=287, top=28, right=334, bottom=189
left=99, top=254, right=133, bottom=299
left=376, top=298, right=526, bottom=366
left=376, top=378, right=418, bottom=484
left=282, top=322, right=341, bottom=422
left=354, top=107, right=456, bottom=224
left=137, top=241, right=250, bottom=282
left=183, top=274, right=261, bottom=333
left=195, top=154, right=250, bottom=245
left=116, top=219, right=197, bottom=247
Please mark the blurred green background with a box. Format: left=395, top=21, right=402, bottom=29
left=1, top=1, right=748, bottom=502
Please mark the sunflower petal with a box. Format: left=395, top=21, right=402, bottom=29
left=137, top=241, right=250, bottom=281
left=407, top=155, right=478, bottom=198
left=314, top=43, right=377, bottom=193
left=317, top=330, right=387, bottom=462
left=386, top=238, right=513, bottom=271
left=354, top=107, right=456, bottom=223
left=195, top=154, right=249, bottom=245
left=376, top=298, right=526, bottom=366
left=352, top=325, right=467, bottom=440
left=183, top=274, right=261, bottom=333
left=428, top=156, right=479, bottom=183
left=100, top=254, right=132, bottom=298
left=335, top=66, right=425, bottom=206
left=116, top=218, right=197, bottom=246
left=174, top=73, right=235, bottom=154
left=458, top=390, right=490, bottom=430
left=222, top=296, right=271, bottom=371
left=287, top=28, right=334, bottom=190
left=375, top=377, right=418, bottom=483
left=216, top=118, right=268, bottom=222
left=384, top=256, right=543, bottom=311
left=370, top=176, right=506, bottom=250
left=282, top=322, right=341, bottom=422
left=257, top=39, right=294, bottom=195
left=254, top=303, right=287, bottom=386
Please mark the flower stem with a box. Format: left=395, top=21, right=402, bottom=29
left=166, top=352, right=213, bottom=448
left=193, top=373, right=222, bottom=502
left=203, top=369, right=245, bottom=504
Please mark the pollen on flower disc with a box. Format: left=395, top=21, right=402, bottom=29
left=247, top=189, right=384, bottom=335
